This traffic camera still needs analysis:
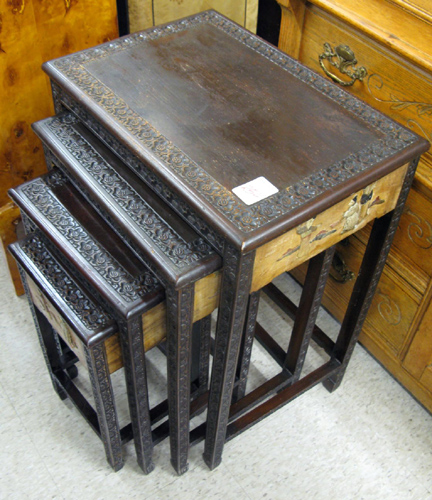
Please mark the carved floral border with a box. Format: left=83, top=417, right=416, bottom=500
left=51, top=11, right=418, bottom=233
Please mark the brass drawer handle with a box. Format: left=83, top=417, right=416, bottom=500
left=329, top=251, right=355, bottom=283
left=319, top=43, right=367, bottom=87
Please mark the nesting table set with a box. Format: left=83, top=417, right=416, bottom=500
left=9, top=11, right=429, bottom=474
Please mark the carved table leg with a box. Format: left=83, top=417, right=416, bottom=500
left=324, top=157, right=420, bottom=392
left=166, top=284, right=195, bottom=475
left=203, top=244, right=255, bottom=470
left=85, top=344, right=124, bottom=471
left=193, top=315, right=212, bottom=397
left=118, top=315, right=154, bottom=474
left=284, top=246, right=336, bottom=381
left=232, top=291, right=260, bottom=402
left=18, top=266, right=67, bottom=400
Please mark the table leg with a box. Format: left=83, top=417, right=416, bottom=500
left=18, top=266, right=68, bottom=400
left=85, top=344, right=124, bottom=471
left=203, top=244, right=255, bottom=470
left=324, top=157, right=420, bottom=392
left=193, top=315, right=212, bottom=397
left=166, top=284, right=195, bottom=475
left=118, top=316, right=154, bottom=474
left=284, top=245, right=336, bottom=380
left=232, top=291, right=260, bottom=402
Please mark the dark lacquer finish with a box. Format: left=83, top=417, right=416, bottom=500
left=10, top=173, right=164, bottom=473
left=10, top=230, right=212, bottom=472
left=31, top=113, right=222, bottom=474
left=41, top=10, right=429, bottom=470
left=43, top=11, right=428, bottom=251
left=32, top=113, right=221, bottom=289
left=10, top=232, right=124, bottom=471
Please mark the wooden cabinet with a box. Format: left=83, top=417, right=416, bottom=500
left=0, top=0, right=118, bottom=293
left=277, top=0, right=432, bottom=412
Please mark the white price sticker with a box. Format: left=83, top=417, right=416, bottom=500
left=232, top=176, right=279, bottom=205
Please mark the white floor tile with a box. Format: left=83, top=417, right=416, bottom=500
left=1, top=260, right=431, bottom=500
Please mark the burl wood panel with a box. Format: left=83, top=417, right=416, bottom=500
left=0, top=202, right=23, bottom=294
left=0, top=0, right=118, bottom=292
left=252, top=164, right=408, bottom=292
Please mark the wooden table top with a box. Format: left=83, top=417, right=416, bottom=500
left=43, top=10, right=429, bottom=252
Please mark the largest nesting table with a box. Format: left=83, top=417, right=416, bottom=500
left=42, top=10, right=429, bottom=470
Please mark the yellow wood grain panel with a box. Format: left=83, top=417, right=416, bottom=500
left=26, top=275, right=87, bottom=365
left=0, top=0, right=118, bottom=291
left=193, top=271, right=220, bottom=322
left=26, top=268, right=219, bottom=376
left=252, top=164, right=408, bottom=292
left=106, top=272, right=221, bottom=374
left=0, top=1, right=51, bottom=207
left=295, top=0, right=432, bottom=72
left=128, top=0, right=258, bottom=33
left=299, top=7, right=432, bottom=153
left=277, top=0, right=306, bottom=58
left=0, top=0, right=118, bottom=207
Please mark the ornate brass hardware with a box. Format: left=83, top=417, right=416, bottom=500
left=329, top=251, right=355, bottom=283
left=319, top=43, right=367, bottom=87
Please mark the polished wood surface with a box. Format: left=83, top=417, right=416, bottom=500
left=43, top=11, right=427, bottom=251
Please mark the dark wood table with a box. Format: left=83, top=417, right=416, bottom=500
left=42, top=10, right=429, bottom=470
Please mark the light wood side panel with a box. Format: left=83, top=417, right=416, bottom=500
left=106, top=302, right=167, bottom=374
left=25, top=269, right=220, bottom=375
left=106, top=272, right=221, bottom=374
left=252, top=164, right=408, bottom=292
left=193, top=271, right=221, bottom=322
left=277, top=0, right=306, bottom=58
left=26, top=276, right=87, bottom=365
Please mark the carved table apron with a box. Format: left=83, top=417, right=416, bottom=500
left=41, top=10, right=429, bottom=470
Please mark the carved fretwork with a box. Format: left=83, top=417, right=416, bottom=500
left=49, top=11, right=416, bottom=234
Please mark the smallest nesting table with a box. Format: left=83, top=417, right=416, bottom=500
left=41, top=10, right=429, bottom=470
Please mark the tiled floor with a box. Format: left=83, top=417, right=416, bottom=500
left=1, top=253, right=432, bottom=500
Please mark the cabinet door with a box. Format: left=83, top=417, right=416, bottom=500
left=403, top=292, right=432, bottom=396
